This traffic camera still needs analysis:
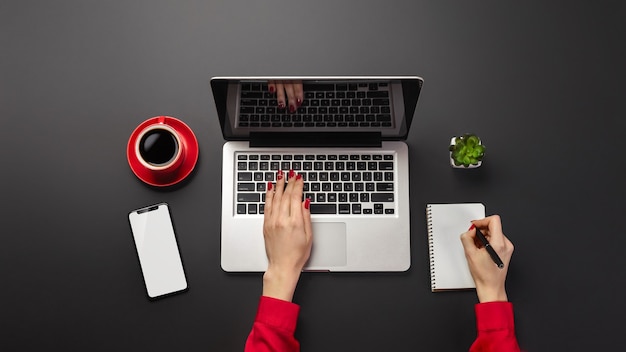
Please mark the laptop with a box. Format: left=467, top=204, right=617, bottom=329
left=211, top=76, right=423, bottom=272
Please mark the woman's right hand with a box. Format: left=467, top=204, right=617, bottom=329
left=461, top=215, right=514, bottom=303
left=261, top=170, right=312, bottom=302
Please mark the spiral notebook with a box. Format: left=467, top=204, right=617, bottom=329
left=427, top=203, right=485, bottom=292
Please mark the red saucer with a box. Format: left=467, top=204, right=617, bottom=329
left=127, top=116, right=199, bottom=187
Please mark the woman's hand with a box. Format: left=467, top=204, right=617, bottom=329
left=261, top=169, right=312, bottom=302
left=461, top=215, right=514, bottom=303
left=267, top=80, right=304, bottom=113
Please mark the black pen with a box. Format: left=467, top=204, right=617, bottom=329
left=475, top=227, right=505, bottom=269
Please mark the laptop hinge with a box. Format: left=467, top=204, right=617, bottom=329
left=249, top=132, right=382, bottom=148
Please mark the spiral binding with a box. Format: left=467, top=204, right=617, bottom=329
left=426, top=205, right=436, bottom=291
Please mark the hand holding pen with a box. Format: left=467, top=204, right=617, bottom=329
left=461, top=215, right=514, bottom=303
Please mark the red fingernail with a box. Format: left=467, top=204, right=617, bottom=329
left=289, top=104, right=296, bottom=113
left=296, top=174, right=302, bottom=180
left=289, top=169, right=295, bottom=179
left=296, top=98, right=302, bottom=106
left=277, top=170, right=283, bottom=180
left=267, top=181, right=273, bottom=191
left=278, top=102, right=285, bottom=109
left=304, top=198, right=310, bottom=210
left=468, top=224, right=475, bottom=231
left=269, top=86, right=275, bottom=93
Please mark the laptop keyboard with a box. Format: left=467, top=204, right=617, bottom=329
left=238, top=81, right=394, bottom=128
left=236, top=152, right=396, bottom=215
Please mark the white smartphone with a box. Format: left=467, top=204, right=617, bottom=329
left=128, top=203, right=188, bottom=299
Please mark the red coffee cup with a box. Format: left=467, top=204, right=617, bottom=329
left=128, top=116, right=200, bottom=187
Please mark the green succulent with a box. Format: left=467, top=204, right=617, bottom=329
left=449, top=134, right=485, bottom=167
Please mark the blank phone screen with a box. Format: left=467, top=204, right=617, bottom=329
left=128, top=203, right=187, bottom=298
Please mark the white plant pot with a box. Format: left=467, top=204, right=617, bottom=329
left=450, top=137, right=483, bottom=169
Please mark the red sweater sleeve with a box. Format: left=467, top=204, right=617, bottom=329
left=470, top=302, right=520, bottom=352
left=244, top=296, right=300, bottom=352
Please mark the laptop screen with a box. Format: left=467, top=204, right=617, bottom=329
left=210, top=76, right=423, bottom=141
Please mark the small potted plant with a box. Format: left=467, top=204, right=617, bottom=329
left=449, top=134, right=485, bottom=168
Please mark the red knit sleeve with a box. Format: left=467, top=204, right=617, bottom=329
left=469, top=302, right=520, bottom=352
left=244, top=296, right=301, bottom=352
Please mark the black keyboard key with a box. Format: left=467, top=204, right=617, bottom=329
left=339, top=204, right=350, bottom=214
left=376, top=183, right=394, bottom=191
left=379, top=162, right=394, bottom=170
left=238, top=172, right=252, bottom=181
left=367, top=91, right=389, bottom=98
left=248, top=204, right=258, bottom=214
left=237, top=183, right=256, bottom=191
left=310, top=204, right=337, bottom=214
left=371, top=193, right=394, bottom=202
left=237, top=193, right=260, bottom=202
left=242, top=91, right=263, bottom=99
left=237, top=204, right=246, bottom=214
left=241, top=99, right=258, bottom=106
left=373, top=98, right=390, bottom=106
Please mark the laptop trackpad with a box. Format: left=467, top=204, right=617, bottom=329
left=306, top=222, right=347, bottom=268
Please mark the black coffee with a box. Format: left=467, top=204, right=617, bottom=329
left=138, top=129, right=178, bottom=166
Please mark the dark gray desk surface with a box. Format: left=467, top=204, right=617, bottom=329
left=2, top=1, right=625, bottom=351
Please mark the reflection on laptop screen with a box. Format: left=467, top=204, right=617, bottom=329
left=211, top=77, right=422, bottom=141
